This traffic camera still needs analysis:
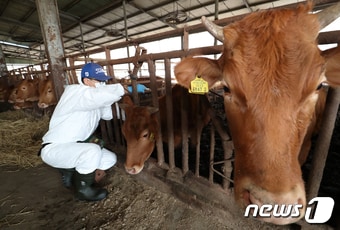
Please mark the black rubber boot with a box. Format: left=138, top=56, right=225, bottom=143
left=74, top=171, right=108, bottom=201
left=58, top=168, right=75, bottom=188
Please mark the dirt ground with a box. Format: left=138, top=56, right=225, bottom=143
left=0, top=163, right=234, bottom=230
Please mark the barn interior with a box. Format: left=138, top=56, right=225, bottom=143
left=0, top=0, right=340, bottom=229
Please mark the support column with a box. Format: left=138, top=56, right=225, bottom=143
left=0, top=45, right=9, bottom=84
left=35, top=0, right=68, bottom=100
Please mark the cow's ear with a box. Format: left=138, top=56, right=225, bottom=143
left=323, top=46, right=340, bottom=86
left=147, top=106, right=159, bottom=114
left=174, top=57, right=222, bottom=89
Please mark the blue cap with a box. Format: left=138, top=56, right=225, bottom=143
left=81, top=63, right=111, bottom=81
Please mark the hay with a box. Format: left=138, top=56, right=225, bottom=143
left=0, top=206, right=33, bottom=226
left=0, top=110, right=50, bottom=168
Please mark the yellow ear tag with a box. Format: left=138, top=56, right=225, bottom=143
left=149, top=132, right=155, bottom=141
left=189, top=75, right=209, bottom=94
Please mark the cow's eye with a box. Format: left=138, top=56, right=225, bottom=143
left=142, top=132, right=149, bottom=138
left=223, top=85, right=230, bottom=94
left=316, top=82, right=328, bottom=91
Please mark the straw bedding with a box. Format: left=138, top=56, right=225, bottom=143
left=0, top=110, right=49, bottom=168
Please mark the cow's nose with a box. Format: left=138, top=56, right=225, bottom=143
left=124, top=164, right=144, bottom=175
left=243, top=185, right=306, bottom=225
left=125, top=167, right=136, bottom=174
left=38, top=103, right=47, bottom=108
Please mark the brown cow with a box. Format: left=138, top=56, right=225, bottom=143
left=15, top=78, right=39, bottom=103
left=38, top=79, right=57, bottom=108
left=174, top=2, right=340, bottom=225
left=120, top=84, right=211, bottom=175
left=6, top=81, right=34, bottom=110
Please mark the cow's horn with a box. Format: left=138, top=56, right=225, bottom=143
left=316, top=2, right=340, bottom=30
left=201, top=16, right=224, bottom=42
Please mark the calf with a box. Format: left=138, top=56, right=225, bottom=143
left=15, top=78, right=39, bottom=103
left=38, top=78, right=57, bottom=108
left=120, top=84, right=211, bottom=174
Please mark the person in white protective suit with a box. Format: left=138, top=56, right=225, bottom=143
left=40, top=62, right=125, bottom=201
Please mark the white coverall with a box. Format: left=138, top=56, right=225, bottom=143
left=41, top=83, right=124, bottom=174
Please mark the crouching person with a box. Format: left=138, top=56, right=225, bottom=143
left=39, top=62, right=125, bottom=201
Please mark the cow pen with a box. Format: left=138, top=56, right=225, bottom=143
left=3, top=24, right=340, bottom=229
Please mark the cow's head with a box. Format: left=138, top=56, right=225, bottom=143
left=38, top=79, right=57, bottom=108
left=16, top=79, right=39, bottom=103
left=120, top=95, right=159, bottom=174
left=175, top=3, right=340, bottom=225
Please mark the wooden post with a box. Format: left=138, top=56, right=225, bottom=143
left=35, top=0, right=68, bottom=100
left=68, top=58, right=77, bottom=84
left=105, top=47, right=116, bottom=83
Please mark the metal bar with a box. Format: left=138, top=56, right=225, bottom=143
left=165, top=58, right=175, bottom=169
left=123, top=0, right=131, bottom=73
left=210, top=159, right=234, bottom=184
left=123, top=0, right=129, bottom=42
left=181, top=27, right=189, bottom=175
left=148, top=58, right=164, bottom=166
left=105, top=119, right=114, bottom=145
left=79, top=22, right=87, bottom=58
left=195, top=97, right=201, bottom=177
left=100, top=120, right=109, bottom=144
left=181, top=86, right=189, bottom=174
left=105, top=48, right=116, bottom=83
left=307, top=88, right=340, bottom=200
left=209, top=125, right=215, bottom=183
left=223, top=141, right=234, bottom=190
